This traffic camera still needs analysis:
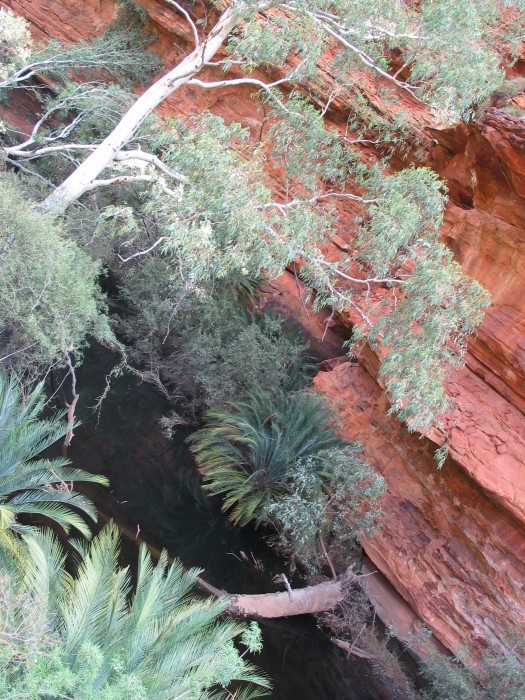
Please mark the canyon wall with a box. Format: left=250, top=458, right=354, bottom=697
left=315, top=110, right=525, bottom=658
left=3, top=0, right=525, bottom=661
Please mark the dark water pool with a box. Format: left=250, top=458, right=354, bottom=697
left=62, top=348, right=394, bottom=700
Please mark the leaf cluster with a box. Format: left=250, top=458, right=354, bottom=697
left=0, top=174, right=113, bottom=383
left=0, top=525, right=270, bottom=700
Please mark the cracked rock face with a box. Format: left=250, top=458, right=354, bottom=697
left=315, top=110, right=525, bottom=658
left=6, top=0, right=525, bottom=660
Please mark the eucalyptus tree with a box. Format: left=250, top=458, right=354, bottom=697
left=0, top=524, right=269, bottom=699
left=2, top=0, right=523, bottom=429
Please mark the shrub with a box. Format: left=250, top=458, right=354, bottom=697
left=189, top=389, right=341, bottom=527
left=119, top=258, right=312, bottom=415
left=0, top=175, right=112, bottom=382
left=269, top=444, right=385, bottom=572
left=420, top=640, right=525, bottom=700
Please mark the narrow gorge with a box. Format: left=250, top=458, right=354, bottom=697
left=2, top=0, right=525, bottom=673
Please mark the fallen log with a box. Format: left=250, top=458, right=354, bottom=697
left=228, top=573, right=350, bottom=618
left=101, top=511, right=352, bottom=618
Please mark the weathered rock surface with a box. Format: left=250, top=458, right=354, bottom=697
left=316, top=362, right=525, bottom=658
left=4, top=0, right=525, bottom=661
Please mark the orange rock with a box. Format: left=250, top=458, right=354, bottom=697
left=315, top=363, right=525, bottom=659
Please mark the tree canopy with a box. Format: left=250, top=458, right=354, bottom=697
left=0, top=524, right=269, bottom=699
left=0, top=0, right=521, bottom=427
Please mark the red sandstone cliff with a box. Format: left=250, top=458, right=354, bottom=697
left=314, top=110, right=525, bottom=659
left=3, top=0, right=525, bottom=661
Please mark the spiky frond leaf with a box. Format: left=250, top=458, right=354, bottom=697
left=0, top=367, right=107, bottom=544
left=190, top=389, right=341, bottom=527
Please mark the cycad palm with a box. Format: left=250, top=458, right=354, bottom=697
left=189, top=390, right=341, bottom=527
left=0, top=368, right=107, bottom=551
left=0, top=524, right=269, bottom=700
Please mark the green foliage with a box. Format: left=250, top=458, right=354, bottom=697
left=1, top=0, right=509, bottom=432
left=420, top=639, right=525, bottom=700
left=357, top=245, right=491, bottom=431
left=44, top=83, right=141, bottom=148
left=356, top=167, right=446, bottom=277
left=0, top=1, right=160, bottom=90
left=189, top=389, right=341, bottom=527
left=0, top=174, right=113, bottom=381
left=0, top=367, right=107, bottom=553
left=230, top=0, right=516, bottom=121
left=408, top=0, right=504, bottom=119
left=118, top=253, right=312, bottom=413
left=181, top=309, right=313, bottom=410
left=228, top=11, right=324, bottom=80
left=267, top=93, right=350, bottom=193
left=149, top=113, right=284, bottom=281
left=0, top=7, right=31, bottom=83
left=101, top=116, right=490, bottom=431
left=0, top=524, right=270, bottom=700
left=268, top=444, right=385, bottom=568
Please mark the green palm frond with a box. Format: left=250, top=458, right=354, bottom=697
left=7, top=492, right=97, bottom=539
left=22, top=527, right=72, bottom=619
left=189, top=389, right=341, bottom=527
left=0, top=523, right=270, bottom=699
left=0, top=526, right=24, bottom=568
left=0, top=367, right=108, bottom=545
left=0, top=459, right=107, bottom=494
left=62, top=524, right=129, bottom=660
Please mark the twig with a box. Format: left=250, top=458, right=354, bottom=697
left=63, top=351, right=79, bottom=450
left=162, top=0, right=201, bottom=50
left=321, top=306, right=335, bottom=343
left=318, top=532, right=337, bottom=580
left=0, top=342, right=38, bottom=363
left=280, top=573, right=294, bottom=602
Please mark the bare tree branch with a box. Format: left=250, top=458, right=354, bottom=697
left=114, top=150, right=187, bottom=182
left=162, top=0, right=201, bottom=50
left=117, top=236, right=166, bottom=263
left=63, top=351, right=79, bottom=450
left=85, top=174, right=160, bottom=191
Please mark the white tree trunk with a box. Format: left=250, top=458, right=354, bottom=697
left=227, top=574, right=351, bottom=618
left=42, top=5, right=239, bottom=213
